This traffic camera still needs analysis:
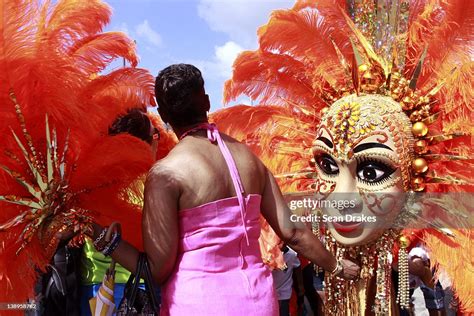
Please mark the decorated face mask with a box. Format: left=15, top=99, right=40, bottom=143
left=314, top=94, right=414, bottom=246
left=222, top=0, right=473, bottom=313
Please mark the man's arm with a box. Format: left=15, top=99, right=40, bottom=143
left=83, top=163, right=179, bottom=284
left=142, top=163, right=180, bottom=284
left=260, top=168, right=359, bottom=279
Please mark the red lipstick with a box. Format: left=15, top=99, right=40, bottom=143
left=333, top=221, right=362, bottom=233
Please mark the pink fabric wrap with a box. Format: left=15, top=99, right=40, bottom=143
left=160, top=124, right=278, bottom=315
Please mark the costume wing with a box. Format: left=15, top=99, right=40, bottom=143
left=0, top=0, right=160, bottom=302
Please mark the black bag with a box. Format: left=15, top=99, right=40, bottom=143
left=37, top=243, right=82, bottom=316
left=117, top=253, right=159, bottom=315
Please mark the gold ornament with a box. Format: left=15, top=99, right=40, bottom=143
left=323, top=94, right=407, bottom=160
left=398, top=235, right=410, bottom=248
left=358, top=64, right=369, bottom=72
left=324, top=230, right=400, bottom=316
left=361, top=69, right=384, bottom=92
left=410, top=110, right=422, bottom=122
left=401, top=96, right=414, bottom=111
left=396, top=235, right=410, bottom=310
left=412, top=158, right=429, bottom=174
left=411, top=177, right=426, bottom=192
left=414, top=139, right=429, bottom=154
left=412, top=122, right=428, bottom=137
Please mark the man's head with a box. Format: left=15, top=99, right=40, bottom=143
left=109, top=108, right=158, bottom=145
left=155, top=64, right=210, bottom=129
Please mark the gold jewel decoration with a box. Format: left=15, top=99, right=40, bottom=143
left=412, top=122, right=428, bottom=138
left=312, top=209, right=323, bottom=274
left=396, top=235, right=410, bottom=310
left=323, top=94, right=403, bottom=161
left=412, top=157, right=429, bottom=175
left=334, top=101, right=361, bottom=145
left=0, top=92, right=92, bottom=255
left=411, top=176, right=426, bottom=192
left=413, top=139, right=429, bottom=155
left=324, top=229, right=400, bottom=316
left=374, top=237, right=392, bottom=315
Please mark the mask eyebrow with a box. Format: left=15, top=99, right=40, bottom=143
left=353, top=142, right=393, bottom=153
left=316, top=136, right=333, bottom=149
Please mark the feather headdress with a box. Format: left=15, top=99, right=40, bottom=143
left=218, top=0, right=473, bottom=313
left=0, top=0, right=166, bottom=303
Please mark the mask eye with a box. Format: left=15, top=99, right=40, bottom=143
left=315, top=153, right=339, bottom=175
left=357, top=160, right=395, bottom=184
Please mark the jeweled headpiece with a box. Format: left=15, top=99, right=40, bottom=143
left=217, top=0, right=473, bottom=313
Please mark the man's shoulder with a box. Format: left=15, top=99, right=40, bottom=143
left=220, top=133, right=261, bottom=157
left=146, top=159, right=179, bottom=184
left=219, top=132, right=244, bottom=148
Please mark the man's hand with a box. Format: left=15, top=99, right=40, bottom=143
left=55, top=222, right=101, bottom=242
left=55, top=228, right=77, bottom=241
left=409, top=257, right=427, bottom=277
left=409, top=256, right=435, bottom=288
left=339, top=259, right=360, bottom=280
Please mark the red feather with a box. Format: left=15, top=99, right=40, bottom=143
left=0, top=0, right=168, bottom=302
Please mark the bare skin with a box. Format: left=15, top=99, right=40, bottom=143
left=87, top=126, right=359, bottom=284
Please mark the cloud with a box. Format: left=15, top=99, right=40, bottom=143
left=135, top=20, right=162, bottom=47
left=196, top=1, right=293, bottom=106
left=188, top=41, right=243, bottom=80
left=214, top=41, right=244, bottom=78
left=116, top=22, right=130, bottom=35
left=178, top=41, right=244, bottom=106
left=197, top=0, right=293, bottom=48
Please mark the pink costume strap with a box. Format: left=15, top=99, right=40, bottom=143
left=180, top=123, right=250, bottom=246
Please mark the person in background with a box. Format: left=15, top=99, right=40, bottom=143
left=297, top=258, right=324, bottom=316
left=272, top=246, right=302, bottom=316
left=35, top=109, right=159, bottom=316
left=296, top=215, right=324, bottom=315
left=406, top=247, right=446, bottom=316
left=80, top=108, right=160, bottom=316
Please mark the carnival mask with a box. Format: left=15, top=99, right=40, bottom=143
left=313, top=94, right=414, bottom=246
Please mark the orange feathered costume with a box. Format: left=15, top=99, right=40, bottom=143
left=0, top=0, right=174, bottom=303
left=214, top=0, right=473, bottom=313
left=0, top=0, right=283, bottom=305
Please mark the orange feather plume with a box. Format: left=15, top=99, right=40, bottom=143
left=0, top=0, right=168, bottom=303
left=425, top=229, right=474, bottom=313
left=219, top=0, right=474, bottom=311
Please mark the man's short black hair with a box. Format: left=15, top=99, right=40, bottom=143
left=155, top=64, right=209, bottom=128
left=109, top=108, right=153, bottom=144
